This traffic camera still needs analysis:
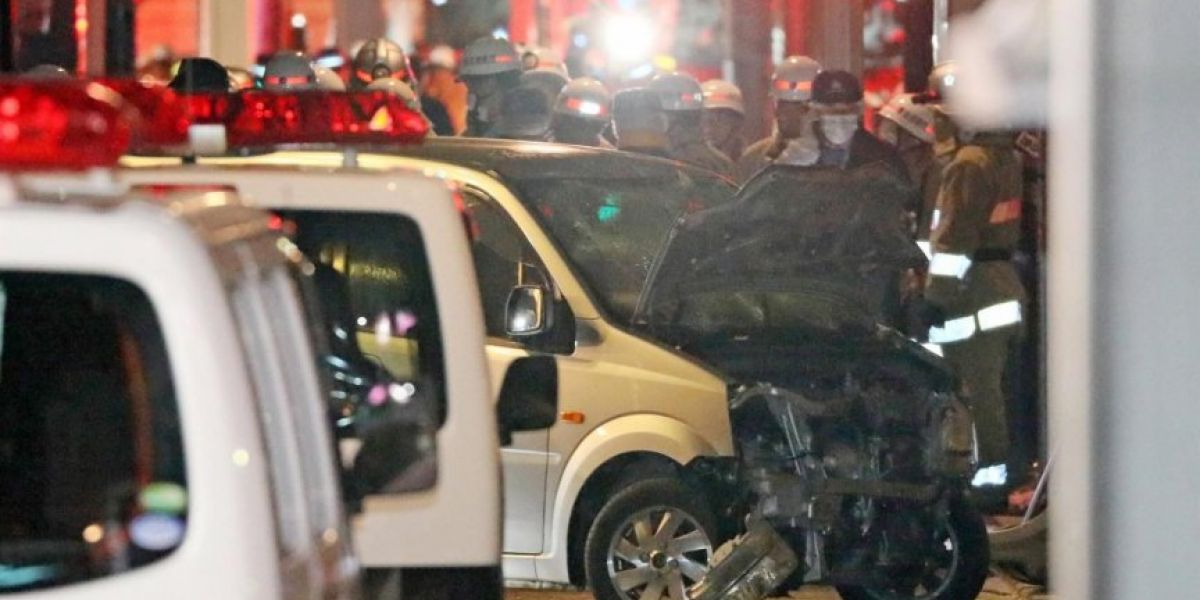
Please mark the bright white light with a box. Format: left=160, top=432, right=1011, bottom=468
left=290, top=13, right=307, bottom=28
left=605, top=14, right=654, bottom=64
left=431, top=0, right=448, bottom=5
left=491, top=27, right=509, bottom=40
left=577, top=100, right=603, bottom=116
left=573, top=33, right=589, bottom=48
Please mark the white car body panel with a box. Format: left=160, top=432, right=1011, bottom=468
left=0, top=187, right=319, bottom=599
left=117, top=159, right=501, bottom=568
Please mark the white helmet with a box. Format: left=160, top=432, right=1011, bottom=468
left=314, top=65, right=346, bottom=91
left=701, top=79, right=744, bottom=115
left=772, top=55, right=822, bottom=102
left=554, top=77, right=611, bottom=122
left=877, top=93, right=935, bottom=144
left=927, top=61, right=960, bottom=113
left=428, top=44, right=457, bottom=70
left=648, top=72, right=704, bottom=112
left=460, top=36, right=521, bottom=77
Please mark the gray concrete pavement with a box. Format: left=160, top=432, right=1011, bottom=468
left=504, top=573, right=1051, bottom=600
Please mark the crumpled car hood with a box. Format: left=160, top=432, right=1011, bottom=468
left=634, top=162, right=928, bottom=360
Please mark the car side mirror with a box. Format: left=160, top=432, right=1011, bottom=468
left=506, top=285, right=548, bottom=336
left=496, top=355, right=558, bottom=446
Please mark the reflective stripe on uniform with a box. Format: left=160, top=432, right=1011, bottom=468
left=916, top=240, right=932, bottom=260
left=928, top=315, right=977, bottom=344
left=922, top=343, right=944, bottom=357
left=989, top=198, right=1022, bottom=224
left=976, top=299, right=1023, bottom=331
left=928, top=252, right=972, bottom=279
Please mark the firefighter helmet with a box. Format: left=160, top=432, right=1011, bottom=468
left=648, top=72, right=704, bottom=112
left=262, top=51, right=318, bottom=90
left=772, top=55, right=822, bottom=102
left=554, top=77, right=611, bottom=122
left=351, top=37, right=415, bottom=89
left=460, top=36, right=521, bottom=77
left=878, top=93, right=935, bottom=144
left=701, top=79, right=744, bottom=115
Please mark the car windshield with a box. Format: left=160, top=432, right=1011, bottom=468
left=511, top=171, right=735, bottom=323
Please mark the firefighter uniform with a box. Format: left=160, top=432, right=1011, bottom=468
left=670, top=136, right=735, bottom=178
left=924, top=131, right=1027, bottom=467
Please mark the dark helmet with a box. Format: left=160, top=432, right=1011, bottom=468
left=169, top=57, right=232, bottom=93
left=811, top=70, right=863, bottom=105
left=351, top=37, right=416, bottom=90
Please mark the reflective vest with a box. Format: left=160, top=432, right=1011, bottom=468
left=924, top=137, right=1028, bottom=347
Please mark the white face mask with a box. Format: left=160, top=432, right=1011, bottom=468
left=820, top=114, right=859, bottom=146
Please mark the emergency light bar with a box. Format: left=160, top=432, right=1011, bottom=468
left=0, top=81, right=132, bottom=170
left=179, top=90, right=430, bottom=153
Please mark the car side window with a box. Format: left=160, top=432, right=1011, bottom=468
left=0, top=272, right=186, bottom=592
left=460, top=188, right=550, bottom=339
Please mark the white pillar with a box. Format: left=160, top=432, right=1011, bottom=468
left=200, top=0, right=257, bottom=67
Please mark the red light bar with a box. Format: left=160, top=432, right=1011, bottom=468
left=96, top=80, right=190, bottom=148
left=0, top=80, right=130, bottom=170
left=183, top=90, right=429, bottom=148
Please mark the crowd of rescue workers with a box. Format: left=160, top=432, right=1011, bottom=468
left=25, top=34, right=1033, bottom=497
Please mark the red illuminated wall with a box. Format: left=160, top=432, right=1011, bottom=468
left=134, top=0, right=198, bottom=61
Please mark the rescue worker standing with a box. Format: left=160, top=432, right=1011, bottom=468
left=737, top=55, right=823, bottom=182
left=648, top=73, right=735, bottom=177
left=459, top=36, right=523, bottom=137
left=921, top=62, right=1027, bottom=486
left=701, top=79, right=746, bottom=162
left=550, top=78, right=613, bottom=147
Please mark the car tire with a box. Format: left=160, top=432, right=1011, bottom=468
left=836, top=495, right=990, bottom=600
left=585, top=477, right=720, bottom=600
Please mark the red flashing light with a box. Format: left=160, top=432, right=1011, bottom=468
left=222, top=91, right=429, bottom=147
left=96, top=80, right=190, bottom=148
left=0, top=81, right=130, bottom=170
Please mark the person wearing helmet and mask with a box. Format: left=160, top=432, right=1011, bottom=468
left=550, top=77, right=612, bottom=147
left=648, top=72, right=734, bottom=177
left=612, top=88, right=670, bottom=158
left=262, top=51, right=319, bottom=90
left=810, top=70, right=909, bottom=178
left=737, top=55, right=822, bottom=182
left=459, top=36, right=523, bottom=137
left=701, top=79, right=746, bottom=162
left=919, top=62, right=1027, bottom=491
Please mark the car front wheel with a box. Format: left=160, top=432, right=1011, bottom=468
left=584, top=477, right=719, bottom=600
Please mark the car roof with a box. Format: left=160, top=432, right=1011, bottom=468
left=375, top=137, right=729, bottom=183
left=2, top=174, right=275, bottom=256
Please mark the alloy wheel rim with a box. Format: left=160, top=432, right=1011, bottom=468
left=606, top=506, right=713, bottom=600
